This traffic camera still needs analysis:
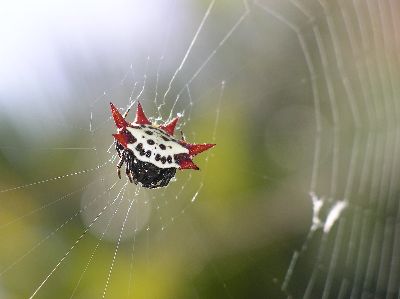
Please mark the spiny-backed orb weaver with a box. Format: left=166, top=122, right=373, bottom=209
left=110, top=102, right=215, bottom=189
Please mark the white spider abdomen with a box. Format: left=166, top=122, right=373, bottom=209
left=125, top=125, right=189, bottom=169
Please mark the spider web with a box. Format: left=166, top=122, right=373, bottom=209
left=0, top=0, right=399, bottom=298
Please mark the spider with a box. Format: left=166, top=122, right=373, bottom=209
left=110, top=102, right=215, bottom=189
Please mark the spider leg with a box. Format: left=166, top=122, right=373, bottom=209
left=126, top=168, right=133, bottom=183
left=115, top=142, right=123, bottom=158
left=180, top=130, right=186, bottom=141
left=116, top=156, right=125, bottom=179
left=123, top=101, right=136, bottom=118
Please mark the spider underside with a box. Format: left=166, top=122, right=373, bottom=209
left=115, top=142, right=177, bottom=189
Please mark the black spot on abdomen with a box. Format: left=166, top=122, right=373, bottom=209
left=147, top=139, right=155, bottom=145
left=159, top=144, right=166, bottom=150
left=128, top=135, right=137, bottom=144
left=122, top=129, right=136, bottom=144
